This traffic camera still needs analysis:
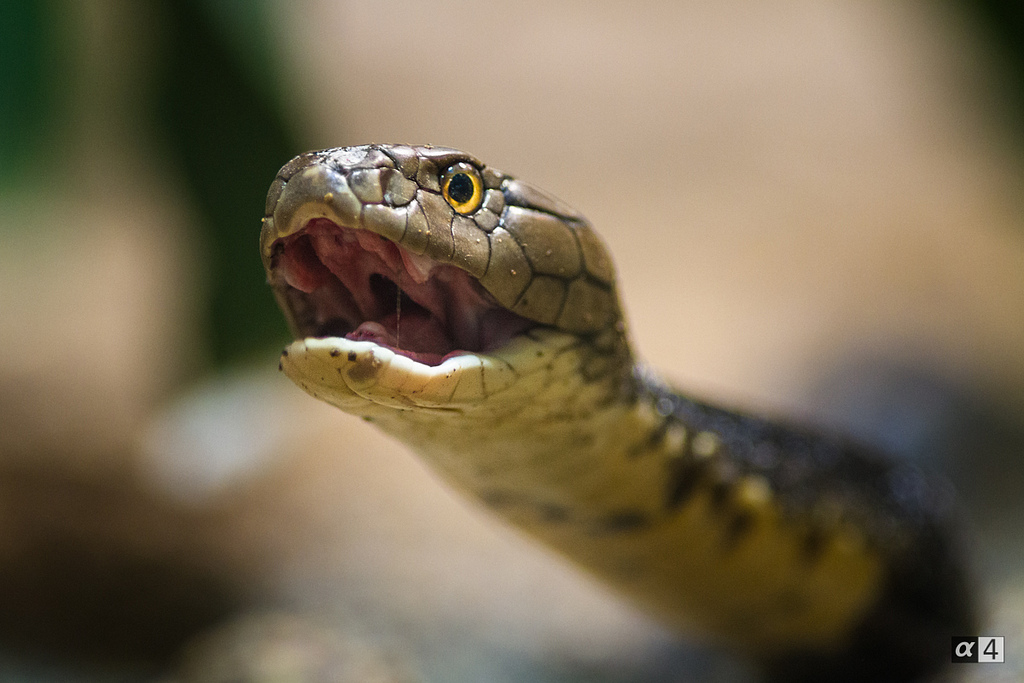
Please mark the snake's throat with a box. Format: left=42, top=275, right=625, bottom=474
left=270, top=218, right=535, bottom=366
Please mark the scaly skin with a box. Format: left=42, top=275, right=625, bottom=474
left=261, top=144, right=975, bottom=682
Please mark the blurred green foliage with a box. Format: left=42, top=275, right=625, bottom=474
left=0, top=1, right=64, bottom=188
left=1, top=0, right=303, bottom=368
left=150, top=0, right=301, bottom=367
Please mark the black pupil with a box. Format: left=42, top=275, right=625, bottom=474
left=448, top=173, right=475, bottom=204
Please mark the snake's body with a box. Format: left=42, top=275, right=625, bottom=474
left=260, top=145, right=975, bottom=681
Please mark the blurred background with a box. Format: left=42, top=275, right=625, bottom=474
left=1, top=1, right=1022, bottom=681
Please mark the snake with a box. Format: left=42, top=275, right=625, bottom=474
left=260, top=144, right=976, bottom=682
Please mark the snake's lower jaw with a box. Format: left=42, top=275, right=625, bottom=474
left=279, top=329, right=580, bottom=414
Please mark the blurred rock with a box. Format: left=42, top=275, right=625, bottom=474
left=165, top=612, right=420, bottom=683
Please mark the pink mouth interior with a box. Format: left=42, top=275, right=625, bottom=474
left=273, top=219, right=534, bottom=366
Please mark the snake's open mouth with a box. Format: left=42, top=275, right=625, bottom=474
left=271, top=219, right=535, bottom=366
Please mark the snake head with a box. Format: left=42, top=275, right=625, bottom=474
left=261, top=145, right=628, bottom=411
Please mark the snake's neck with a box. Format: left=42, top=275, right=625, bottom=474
left=365, top=332, right=886, bottom=653
left=366, top=334, right=696, bottom=533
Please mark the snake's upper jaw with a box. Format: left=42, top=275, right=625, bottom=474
left=266, top=217, right=535, bottom=367
left=260, top=146, right=546, bottom=368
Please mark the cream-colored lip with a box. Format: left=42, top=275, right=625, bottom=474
left=278, top=329, right=578, bottom=412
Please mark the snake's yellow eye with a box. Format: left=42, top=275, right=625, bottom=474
left=441, top=163, right=484, bottom=214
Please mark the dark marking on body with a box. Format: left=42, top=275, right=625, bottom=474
left=801, top=527, right=826, bottom=564
left=481, top=491, right=571, bottom=524
left=593, top=509, right=652, bottom=534
left=539, top=502, right=570, bottom=523
left=480, top=490, right=517, bottom=510
left=665, top=457, right=709, bottom=510
left=346, top=358, right=379, bottom=382
left=723, top=511, right=754, bottom=550
left=627, top=418, right=668, bottom=459
left=329, top=349, right=341, bottom=357
left=281, top=348, right=288, bottom=357
left=636, top=419, right=669, bottom=457
left=710, top=480, right=733, bottom=511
